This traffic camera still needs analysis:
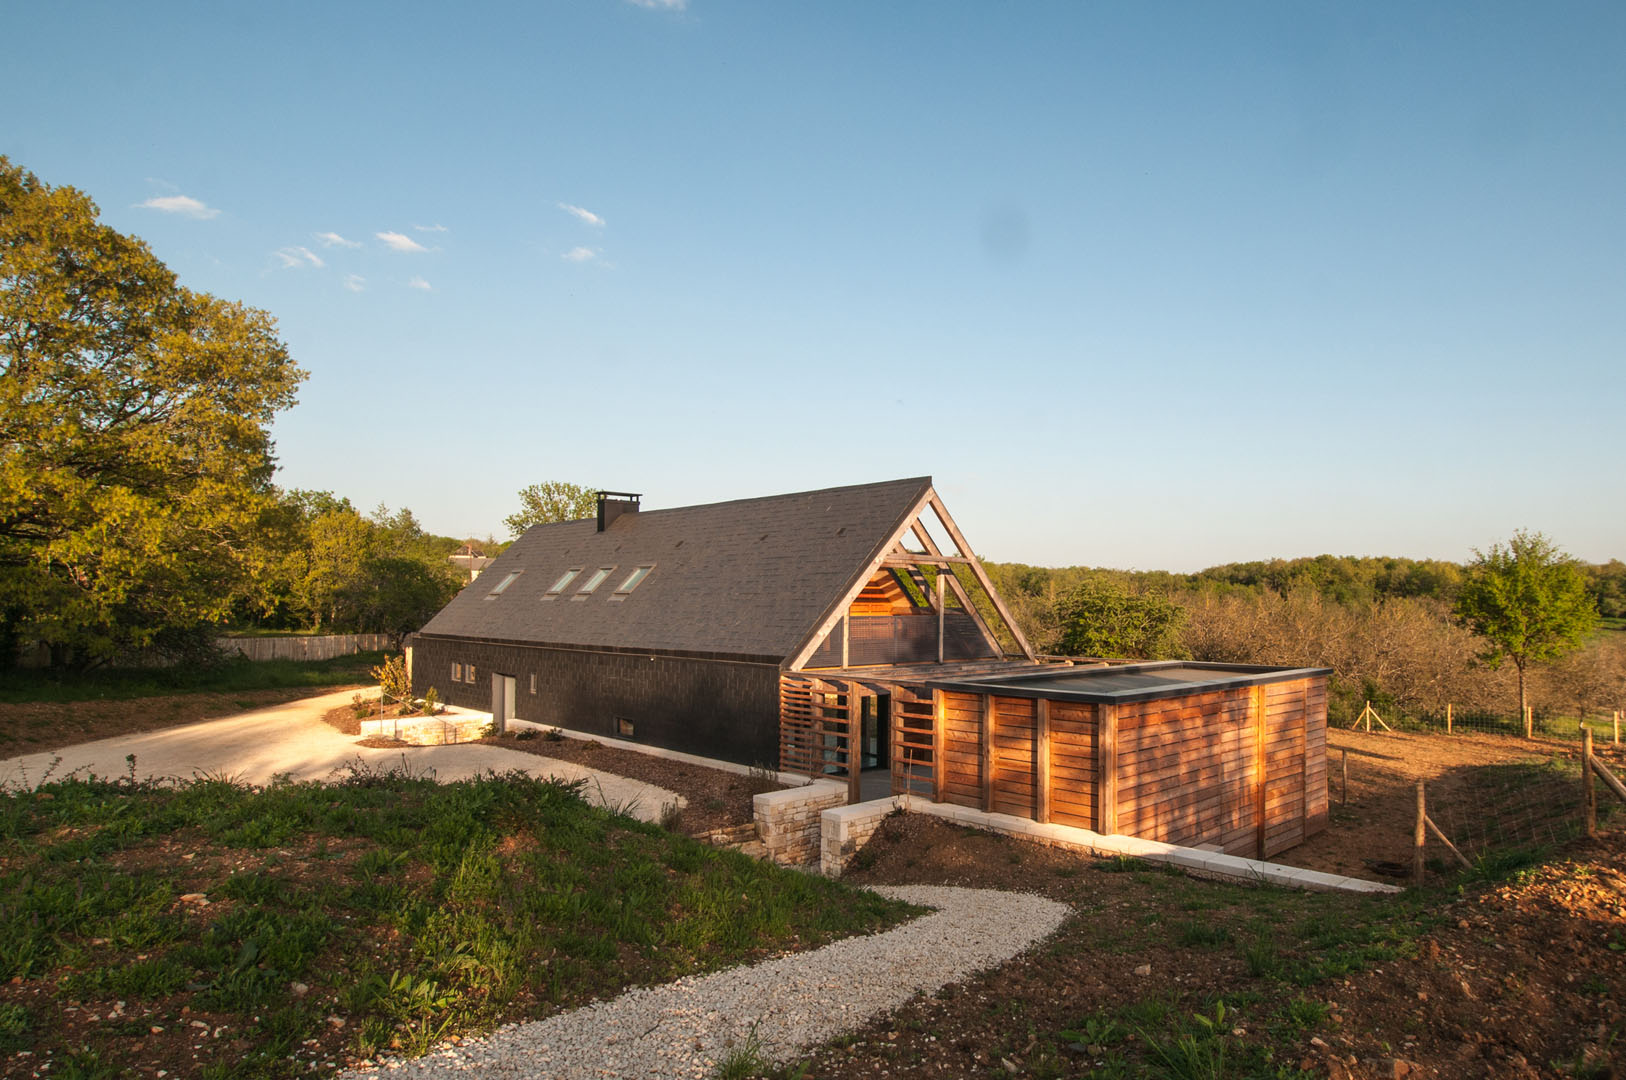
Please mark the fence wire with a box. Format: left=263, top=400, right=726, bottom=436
left=1428, top=755, right=1620, bottom=868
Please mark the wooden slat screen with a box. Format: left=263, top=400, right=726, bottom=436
left=890, top=684, right=936, bottom=797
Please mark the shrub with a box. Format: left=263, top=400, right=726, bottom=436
left=370, top=654, right=411, bottom=707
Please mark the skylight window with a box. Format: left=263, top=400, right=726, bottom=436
left=486, top=570, right=522, bottom=597
left=543, top=568, right=583, bottom=598
left=614, top=565, right=653, bottom=595
left=574, top=566, right=615, bottom=598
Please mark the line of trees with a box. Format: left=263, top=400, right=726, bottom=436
left=982, top=539, right=1621, bottom=728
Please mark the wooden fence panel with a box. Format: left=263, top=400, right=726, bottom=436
left=219, top=634, right=392, bottom=662
left=990, top=696, right=1037, bottom=819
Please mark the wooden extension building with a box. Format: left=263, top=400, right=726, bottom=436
left=411, top=476, right=1330, bottom=857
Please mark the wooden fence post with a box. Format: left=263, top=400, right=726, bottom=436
left=1097, top=703, right=1118, bottom=836
left=1446, top=703, right=1453, bottom=735
left=1413, top=781, right=1426, bottom=886
left=1340, top=748, right=1349, bottom=806
left=1583, top=728, right=1597, bottom=839
left=1524, top=705, right=1534, bottom=739
left=1615, top=710, right=1621, bottom=746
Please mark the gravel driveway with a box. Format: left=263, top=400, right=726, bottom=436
left=0, top=688, right=683, bottom=822
left=345, top=885, right=1070, bottom=1079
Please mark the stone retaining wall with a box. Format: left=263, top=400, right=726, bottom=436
left=820, top=796, right=908, bottom=876
left=753, top=780, right=848, bottom=867
left=360, top=710, right=488, bottom=746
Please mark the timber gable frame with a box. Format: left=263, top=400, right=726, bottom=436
left=784, top=484, right=1035, bottom=672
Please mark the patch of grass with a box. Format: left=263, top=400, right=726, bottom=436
left=0, top=651, right=387, bottom=704
left=1175, top=920, right=1232, bottom=949
left=0, top=767, right=920, bottom=1075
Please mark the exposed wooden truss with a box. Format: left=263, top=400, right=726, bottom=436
left=784, top=485, right=1037, bottom=671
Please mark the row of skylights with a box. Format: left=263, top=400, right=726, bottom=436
left=537, top=564, right=655, bottom=601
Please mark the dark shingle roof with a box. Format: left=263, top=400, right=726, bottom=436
left=416, top=477, right=934, bottom=662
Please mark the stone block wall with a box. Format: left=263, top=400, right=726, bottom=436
left=753, top=780, right=848, bottom=866
left=820, top=796, right=907, bottom=876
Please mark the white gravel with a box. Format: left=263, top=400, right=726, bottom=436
left=346, top=885, right=1069, bottom=1079
left=0, top=688, right=683, bottom=823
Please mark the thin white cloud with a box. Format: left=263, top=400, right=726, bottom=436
left=413, top=223, right=448, bottom=233
left=139, top=194, right=220, bottom=220
left=376, top=231, right=428, bottom=253
left=558, top=202, right=605, bottom=227
left=274, top=246, right=324, bottom=269
left=316, top=231, right=361, bottom=249
left=344, top=274, right=366, bottom=292
left=561, top=246, right=599, bottom=263
left=408, top=276, right=432, bottom=291
left=627, top=0, right=686, bottom=9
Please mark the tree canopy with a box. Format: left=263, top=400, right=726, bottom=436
left=504, top=480, right=597, bottom=537
left=1052, top=577, right=1186, bottom=660
left=0, top=158, right=306, bottom=663
left=1454, top=530, right=1599, bottom=725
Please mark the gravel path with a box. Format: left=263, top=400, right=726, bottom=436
left=347, top=885, right=1070, bottom=1079
left=0, top=688, right=683, bottom=823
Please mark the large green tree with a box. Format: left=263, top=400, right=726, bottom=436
left=0, top=158, right=305, bottom=664
left=504, top=480, right=597, bottom=537
left=1053, top=577, right=1186, bottom=660
left=1455, top=530, right=1599, bottom=728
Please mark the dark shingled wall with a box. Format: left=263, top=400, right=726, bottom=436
left=409, top=635, right=782, bottom=766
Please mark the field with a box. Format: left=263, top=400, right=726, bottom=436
left=0, top=767, right=915, bottom=1079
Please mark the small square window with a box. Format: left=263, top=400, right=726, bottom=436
left=529, top=673, right=537, bottom=695
left=544, top=568, right=582, bottom=599
left=486, top=570, right=522, bottom=596
left=616, top=716, right=635, bottom=738
left=465, top=664, right=476, bottom=684
left=573, top=566, right=615, bottom=598
left=452, top=661, right=462, bottom=682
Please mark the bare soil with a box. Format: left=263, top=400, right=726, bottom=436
left=473, top=731, right=782, bottom=835
left=820, top=815, right=1625, bottom=1079
left=1294, top=727, right=1626, bottom=883
left=0, top=686, right=369, bottom=754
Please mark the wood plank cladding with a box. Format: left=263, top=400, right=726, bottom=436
left=777, top=670, right=1329, bottom=852
left=914, top=674, right=1328, bottom=858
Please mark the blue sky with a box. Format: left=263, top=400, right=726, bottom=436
left=7, top=1, right=1623, bottom=571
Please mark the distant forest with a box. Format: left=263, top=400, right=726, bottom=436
left=977, top=554, right=1626, bottom=728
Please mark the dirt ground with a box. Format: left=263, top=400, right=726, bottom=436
left=0, top=686, right=370, bottom=755
left=820, top=816, right=1625, bottom=1079
left=319, top=704, right=782, bottom=837
left=1293, top=727, right=1626, bottom=883
left=471, top=731, right=782, bottom=835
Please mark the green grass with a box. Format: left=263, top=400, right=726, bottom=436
left=0, top=766, right=919, bottom=1077
left=0, top=651, right=387, bottom=704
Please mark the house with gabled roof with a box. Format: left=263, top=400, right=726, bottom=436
left=409, top=477, right=1038, bottom=771
left=410, top=476, right=1330, bottom=858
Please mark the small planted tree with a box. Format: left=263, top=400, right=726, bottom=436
left=1455, top=531, right=1599, bottom=732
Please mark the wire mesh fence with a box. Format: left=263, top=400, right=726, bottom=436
left=1425, top=757, right=1614, bottom=870
left=1341, top=699, right=1625, bottom=745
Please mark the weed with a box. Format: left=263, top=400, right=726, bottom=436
left=1136, top=1000, right=1230, bottom=1080
left=1282, top=996, right=1330, bottom=1028
left=1176, top=920, right=1232, bottom=949
left=713, top=1025, right=773, bottom=1079
left=1241, top=935, right=1280, bottom=978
